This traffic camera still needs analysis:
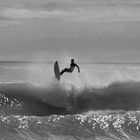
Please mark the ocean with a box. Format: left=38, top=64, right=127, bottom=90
left=0, top=61, right=140, bottom=140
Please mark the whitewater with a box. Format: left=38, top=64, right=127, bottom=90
left=0, top=61, right=140, bottom=140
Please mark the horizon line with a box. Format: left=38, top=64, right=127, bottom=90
left=0, top=60, right=140, bottom=64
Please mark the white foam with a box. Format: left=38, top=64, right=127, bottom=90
left=25, top=62, right=140, bottom=89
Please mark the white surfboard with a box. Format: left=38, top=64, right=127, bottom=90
left=54, top=61, right=60, bottom=80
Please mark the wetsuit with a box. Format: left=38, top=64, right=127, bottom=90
left=60, top=62, right=80, bottom=75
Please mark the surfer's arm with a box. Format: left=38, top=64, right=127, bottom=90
left=75, top=64, right=80, bottom=73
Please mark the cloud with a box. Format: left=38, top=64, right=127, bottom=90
left=67, top=7, right=140, bottom=23
left=1, top=8, right=75, bottom=19
left=1, top=1, right=140, bottom=23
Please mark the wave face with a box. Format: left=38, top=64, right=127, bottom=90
left=0, top=62, right=140, bottom=139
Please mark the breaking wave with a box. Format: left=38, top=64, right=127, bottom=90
left=1, top=63, right=140, bottom=139
left=0, top=80, right=140, bottom=116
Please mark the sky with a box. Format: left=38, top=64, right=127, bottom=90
left=0, top=0, right=140, bottom=62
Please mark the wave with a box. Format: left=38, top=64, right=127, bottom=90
left=0, top=111, right=140, bottom=140
left=0, top=80, right=140, bottom=116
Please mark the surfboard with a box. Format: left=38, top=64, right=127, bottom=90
left=54, top=61, right=60, bottom=80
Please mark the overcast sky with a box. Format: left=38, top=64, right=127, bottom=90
left=0, top=0, right=140, bottom=62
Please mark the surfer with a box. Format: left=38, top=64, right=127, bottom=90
left=60, top=59, right=80, bottom=75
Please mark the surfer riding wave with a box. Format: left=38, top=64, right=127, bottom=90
left=60, top=59, right=80, bottom=75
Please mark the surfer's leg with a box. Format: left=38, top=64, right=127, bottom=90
left=60, top=70, right=65, bottom=75
left=60, top=68, right=71, bottom=75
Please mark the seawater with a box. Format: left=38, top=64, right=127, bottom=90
left=0, top=62, right=140, bottom=140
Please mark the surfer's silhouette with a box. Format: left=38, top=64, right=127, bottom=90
left=60, top=59, right=80, bottom=75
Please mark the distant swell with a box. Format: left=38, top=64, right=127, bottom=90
left=0, top=81, right=140, bottom=116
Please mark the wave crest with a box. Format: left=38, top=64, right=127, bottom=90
left=0, top=81, right=139, bottom=116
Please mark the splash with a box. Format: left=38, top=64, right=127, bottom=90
left=24, top=62, right=140, bottom=90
